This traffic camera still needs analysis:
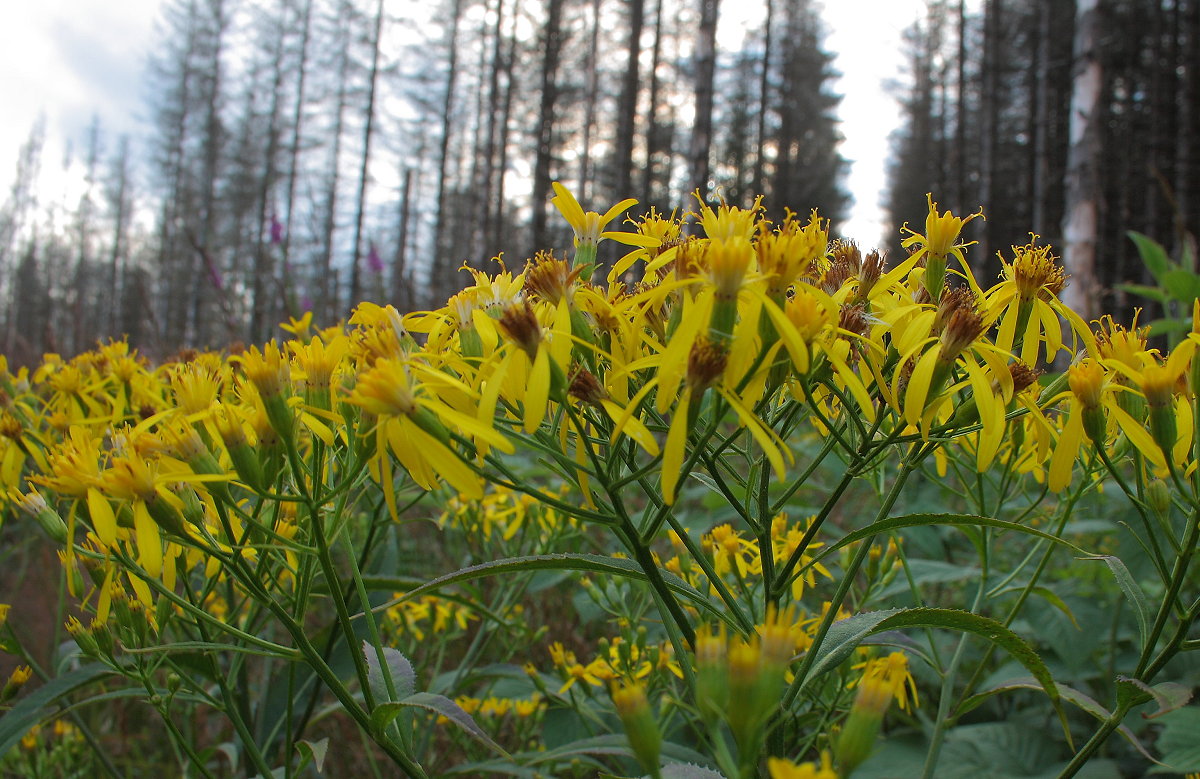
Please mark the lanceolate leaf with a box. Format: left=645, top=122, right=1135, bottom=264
left=961, top=676, right=1162, bottom=766
left=1128, top=231, right=1174, bottom=284
left=362, top=642, right=416, bottom=703
left=1086, top=556, right=1151, bottom=649
left=371, top=692, right=508, bottom=757
left=801, top=608, right=904, bottom=685
left=872, top=609, right=1068, bottom=738
left=376, top=554, right=737, bottom=630
left=802, top=608, right=1066, bottom=741
left=1117, top=676, right=1193, bottom=719
left=792, top=513, right=1090, bottom=584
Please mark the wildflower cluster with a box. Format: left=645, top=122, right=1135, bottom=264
left=1, top=187, right=1198, bottom=777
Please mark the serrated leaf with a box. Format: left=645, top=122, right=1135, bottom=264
left=362, top=642, right=415, bottom=703
left=856, top=608, right=1070, bottom=744
left=296, top=738, right=329, bottom=773
left=800, top=609, right=904, bottom=685
left=0, top=663, right=113, bottom=756
left=1128, top=231, right=1174, bottom=283
left=1117, top=676, right=1193, bottom=719
left=962, top=676, right=1161, bottom=766
left=1085, top=556, right=1150, bottom=648
left=400, top=692, right=508, bottom=757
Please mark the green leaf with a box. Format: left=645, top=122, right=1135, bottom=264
left=800, top=609, right=903, bottom=685
left=1128, top=231, right=1174, bottom=283
left=1146, top=317, right=1191, bottom=336
left=1117, top=676, right=1193, bottom=719
left=859, top=608, right=1069, bottom=741
left=382, top=692, right=508, bottom=758
left=795, top=513, right=1090, bottom=583
left=362, top=642, right=416, bottom=703
left=1085, top=556, right=1150, bottom=648
left=1114, top=283, right=1171, bottom=305
left=381, top=553, right=737, bottom=630
left=962, top=676, right=1161, bottom=766
left=1027, top=586, right=1079, bottom=629
left=0, top=663, right=114, bottom=756
left=660, top=764, right=726, bottom=778
left=1161, top=269, right=1200, bottom=302
left=1155, top=706, right=1200, bottom=754
left=295, top=738, right=329, bottom=773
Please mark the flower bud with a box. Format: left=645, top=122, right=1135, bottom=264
left=611, top=682, right=661, bottom=775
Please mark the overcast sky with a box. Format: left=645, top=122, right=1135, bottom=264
left=0, top=0, right=932, bottom=247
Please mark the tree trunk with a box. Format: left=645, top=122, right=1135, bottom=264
left=530, top=0, right=566, bottom=253
left=349, top=0, right=386, bottom=307
left=1061, top=0, right=1102, bottom=321
left=281, top=0, right=313, bottom=316
left=752, top=0, right=773, bottom=195
left=318, top=5, right=351, bottom=322
left=687, top=0, right=720, bottom=200
left=432, top=0, right=466, bottom=300
left=614, top=0, right=645, bottom=204
left=251, top=8, right=286, bottom=342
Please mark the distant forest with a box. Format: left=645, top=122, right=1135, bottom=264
left=0, top=0, right=1197, bottom=364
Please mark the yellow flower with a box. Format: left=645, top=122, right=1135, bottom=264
left=348, top=357, right=512, bottom=504
left=550, top=183, right=651, bottom=266
left=987, top=237, right=1095, bottom=365
left=767, top=753, right=838, bottom=779
left=901, top=193, right=984, bottom=266
left=1048, top=358, right=1169, bottom=490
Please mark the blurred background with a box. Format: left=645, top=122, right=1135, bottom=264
left=0, top=0, right=1196, bottom=363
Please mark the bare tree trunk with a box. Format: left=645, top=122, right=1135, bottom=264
left=1061, top=0, right=1102, bottom=321
left=107, top=137, right=132, bottom=337
left=188, top=0, right=226, bottom=348
left=349, top=0, right=385, bottom=307
left=977, top=0, right=1000, bottom=268
left=71, top=117, right=101, bottom=354
left=952, top=0, right=966, bottom=214
left=614, top=0, right=645, bottom=204
left=392, top=167, right=413, bottom=310
left=687, top=0, right=720, bottom=200
left=281, top=0, right=313, bottom=315
left=251, top=9, right=286, bottom=342
left=642, top=0, right=665, bottom=207
left=432, top=0, right=466, bottom=299
left=752, top=0, right=773, bottom=195
left=578, top=0, right=602, bottom=201
left=1031, top=0, right=1051, bottom=236
left=479, top=0, right=508, bottom=255
left=491, top=6, right=518, bottom=254
left=530, top=0, right=566, bottom=252
left=319, top=6, right=351, bottom=322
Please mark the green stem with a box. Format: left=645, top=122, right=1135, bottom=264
left=920, top=531, right=990, bottom=779
left=783, top=442, right=928, bottom=710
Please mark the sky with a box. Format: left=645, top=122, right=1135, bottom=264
left=0, top=0, right=931, bottom=248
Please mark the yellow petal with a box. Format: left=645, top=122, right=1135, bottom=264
left=601, top=399, right=659, bottom=456
left=134, top=501, right=163, bottom=579
left=525, top=348, right=551, bottom=433
left=86, top=488, right=117, bottom=547
left=662, top=390, right=691, bottom=505
left=1048, top=408, right=1084, bottom=492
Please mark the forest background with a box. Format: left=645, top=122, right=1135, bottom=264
left=1, top=0, right=1198, bottom=364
